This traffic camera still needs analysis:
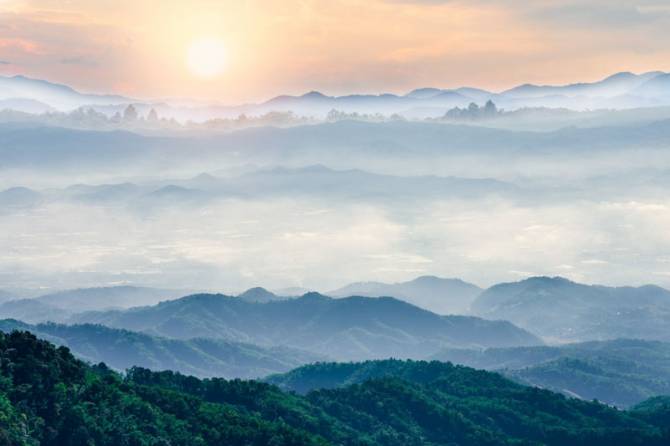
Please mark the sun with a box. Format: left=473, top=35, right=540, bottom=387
left=187, top=38, right=227, bottom=79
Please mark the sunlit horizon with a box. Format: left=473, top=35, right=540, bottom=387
left=2, top=0, right=670, bottom=103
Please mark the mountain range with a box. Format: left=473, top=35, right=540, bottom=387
left=0, top=165, right=521, bottom=210
left=471, top=276, right=670, bottom=342
left=0, top=74, right=133, bottom=111
left=2, top=71, right=670, bottom=119
left=5, top=276, right=670, bottom=347
left=34, top=285, right=194, bottom=311
left=70, top=292, right=542, bottom=360
left=5, top=118, right=670, bottom=174
left=0, top=285, right=197, bottom=323
left=329, top=275, right=482, bottom=314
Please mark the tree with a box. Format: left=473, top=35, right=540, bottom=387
left=147, top=108, right=159, bottom=122
left=483, top=100, right=498, bottom=117
left=123, top=104, right=138, bottom=121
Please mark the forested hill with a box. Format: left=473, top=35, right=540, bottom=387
left=1, top=330, right=670, bottom=446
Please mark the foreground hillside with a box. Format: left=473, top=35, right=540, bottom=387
left=432, top=339, right=670, bottom=408
left=0, top=319, right=322, bottom=379
left=1, top=330, right=669, bottom=446
left=72, top=292, right=541, bottom=360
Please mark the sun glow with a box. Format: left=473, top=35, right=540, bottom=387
left=187, top=38, right=227, bottom=78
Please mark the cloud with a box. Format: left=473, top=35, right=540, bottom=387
left=527, top=1, right=670, bottom=29
left=386, top=0, right=670, bottom=28
left=0, top=37, right=41, bottom=54
left=60, top=56, right=98, bottom=67
left=0, top=60, right=9, bottom=64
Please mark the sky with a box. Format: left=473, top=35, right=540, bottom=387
left=1, top=0, right=670, bottom=103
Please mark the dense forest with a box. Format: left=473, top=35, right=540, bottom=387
left=1, top=330, right=669, bottom=446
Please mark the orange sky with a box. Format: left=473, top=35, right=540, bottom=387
left=1, top=0, right=670, bottom=103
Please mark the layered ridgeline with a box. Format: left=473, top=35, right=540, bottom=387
left=0, top=166, right=520, bottom=212
left=1, top=331, right=669, bottom=446
left=6, top=119, right=670, bottom=172
left=2, top=71, right=670, bottom=116
left=71, top=292, right=542, bottom=360
left=0, top=319, right=322, bottom=379
left=432, top=339, right=670, bottom=408
left=329, top=275, right=482, bottom=315
left=471, top=277, right=670, bottom=342
left=0, top=286, right=194, bottom=323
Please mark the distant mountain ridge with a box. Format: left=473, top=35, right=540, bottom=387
left=9, top=119, right=670, bottom=172
left=0, top=165, right=522, bottom=209
left=237, top=287, right=291, bottom=303
left=1, top=71, right=669, bottom=118
left=71, top=292, right=542, bottom=360
left=472, top=276, right=670, bottom=342
left=501, top=71, right=664, bottom=99
left=0, top=74, right=134, bottom=110
left=34, top=285, right=194, bottom=311
left=0, top=285, right=195, bottom=323
left=329, top=275, right=482, bottom=314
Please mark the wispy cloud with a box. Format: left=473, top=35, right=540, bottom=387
left=60, top=56, right=97, bottom=67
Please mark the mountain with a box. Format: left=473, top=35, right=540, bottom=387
left=634, top=73, right=670, bottom=99
left=0, top=299, right=71, bottom=324
left=0, top=186, right=42, bottom=209
left=264, top=359, right=670, bottom=444
left=0, top=97, right=54, bottom=113
left=1, top=331, right=668, bottom=445
left=0, top=286, right=191, bottom=323
left=34, top=285, right=193, bottom=312
left=237, top=287, right=289, bottom=303
left=261, top=90, right=473, bottom=116
left=405, top=87, right=445, bottom=99
left=71, top=292, right=542, bottom=360
left=329, top=275, right=482, bottom=314
left=0, top=319, right=322, bottom=379
left=471, top=276, right=670, bottom=342
left=502, top=71, right=664, bottom=99
left=0, top=290, right=16, bottom=303
left=0, top=74, right=133, bottom=111
left=432, top=338, right=670, bottom=408
left=632, top=396, right=670, bottom=427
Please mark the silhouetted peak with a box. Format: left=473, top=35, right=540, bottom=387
left=302, top=91, right=328, bottom=99
left=238, top=287, right=279, bottom=303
